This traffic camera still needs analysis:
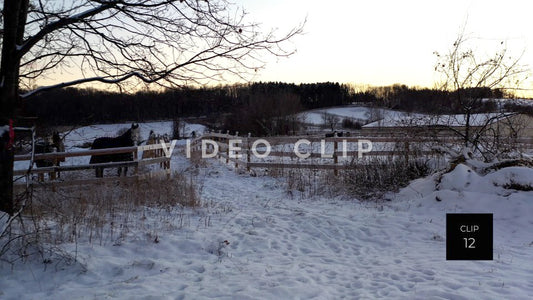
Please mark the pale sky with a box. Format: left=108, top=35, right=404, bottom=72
left=31, top=0, right=533, bottom=95
left=238, top=0, right=533, bottom=91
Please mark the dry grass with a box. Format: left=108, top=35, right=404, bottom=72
left=265, top=156, right=435, bottom=201
left=29, top=172, right=199, bottom=243
left=339, top=157, right=432, bottom=200
left=1, top=173, right=200, bottom=262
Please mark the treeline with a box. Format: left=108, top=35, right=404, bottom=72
left=22, top=86, right=236, bottom=126
left=22, top=82, right=353, bottom=126
left=363, top=84, right=502, bottom=113
left=22, top=82, right=513, bottom=131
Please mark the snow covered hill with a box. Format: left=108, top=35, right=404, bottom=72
left=299, top=106, right=376, bottom=126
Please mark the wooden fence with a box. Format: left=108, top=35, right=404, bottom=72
left=189, top=132, right=533, bottom=174
left=189, top=133, right=444, bottom=174
left=15, top=131, right=532, bottom=185
left=13, top=142, right=172, bottom=188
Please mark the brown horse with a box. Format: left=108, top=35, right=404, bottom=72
left=35, top=132, right=65, bottom=181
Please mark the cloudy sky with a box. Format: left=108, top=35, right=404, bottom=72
left=238, top=0, right=532, bottom=91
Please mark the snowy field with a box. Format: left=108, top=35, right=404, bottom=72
left=298, top=106, right=377, bottom=125
left=298, top=104, right=531, bottom=132
left=299, top=105, right=425, bottom=129
left=63, top=121, right=205, bottom=150
left=2, top=121, right=533, bottom=299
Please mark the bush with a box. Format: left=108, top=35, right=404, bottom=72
left=172, top=118, right=185, bottom=139
left=340, top=158, right=431, bottom=200
left=342, top=118, right=362, bottom=130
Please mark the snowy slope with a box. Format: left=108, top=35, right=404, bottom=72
left=299, top=106, right=379, bottom=125
left=2, top=152, right=533, bottom=299
left=299, top=105, right=427, bottom=129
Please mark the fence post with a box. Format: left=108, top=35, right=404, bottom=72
left=158, top=140, right=164, bottom=168
left=51, top=149, right=58, bottom=180
left=226, top=138, right=229, bottom=164
left=404, top=141, right=409, bottom=164
left=233, top=131, right=239, bottom=168
left=247, top=133, right=251, bottom=172
left=166, top=154, right=171, bottom=178
left=134, top=147, right=139, bottom=175
left=217, top=138, right=221, bottom=160
left=334, top=139, right=339, bottom=176
left=235, top=141, right=239, bottom=169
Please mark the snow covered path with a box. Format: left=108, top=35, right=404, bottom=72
left=2, top=156, right=533, bottom=299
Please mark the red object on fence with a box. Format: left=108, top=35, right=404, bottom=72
left=2, top=119, right=15, bottom=150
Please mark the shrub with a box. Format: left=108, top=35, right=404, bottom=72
left=172, top=118, right=186, bottom=139
left=342, top=118, right=362, bottom=130
left=340, top=158, right=431, bottom=200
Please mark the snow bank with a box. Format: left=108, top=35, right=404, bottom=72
left=486, top=167, right=533, bottom=189
left=438, top=163, right=533, bottom=193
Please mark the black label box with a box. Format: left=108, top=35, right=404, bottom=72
left=446, top=213, right=493, bottom=260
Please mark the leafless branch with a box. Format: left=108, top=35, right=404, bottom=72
left=14, top=0, right=303, bottom=97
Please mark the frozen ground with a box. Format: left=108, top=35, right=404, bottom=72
left=2, top=122, right=533, bottom=299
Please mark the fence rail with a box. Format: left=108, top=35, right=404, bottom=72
left=14, top=146, right=138, bottom=161
left=190, top=132, right=533, bottom=173
left=13, top=143, right=172, bottom=184
left=197, top=132, right=533, bottom=145
left=190, top=133, right=445, bottom=173
left=14, top=131, right=532, bottom=182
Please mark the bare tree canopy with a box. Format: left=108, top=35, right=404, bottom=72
left=1, top=0, right=303, bottom=98
left=433, top=29, right=528, bottom=158
left=434, top=30, right=528, bottom=99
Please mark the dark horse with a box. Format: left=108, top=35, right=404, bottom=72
left=35, top=132, right=65, bottom=181
left=89, top=123, right=141, bottom=177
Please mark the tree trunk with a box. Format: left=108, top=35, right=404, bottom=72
left=0, top=140, right=14, bottom=215
left=0, top=0, right=29, bottom=215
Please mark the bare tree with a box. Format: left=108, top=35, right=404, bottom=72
left=224, top=91, right=303, bottom=136
left=172, top=118, right=187, bottom=139
left=365, top=106, right=384, bottom=126
left=433, top=29, right=528, bottom=157
left=321, top=111, right=339, bottom=131
left=0, top=0, right=303, bottom=214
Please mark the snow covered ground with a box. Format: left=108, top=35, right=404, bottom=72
left=299, top=106, right=378, bottom=126
left=2, top=121, right=533, bottom=299
left=299, top=105, right=424, bottom=128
